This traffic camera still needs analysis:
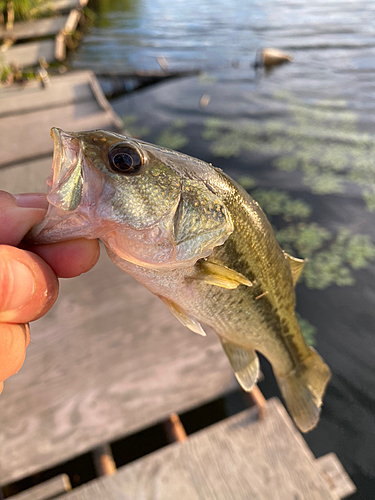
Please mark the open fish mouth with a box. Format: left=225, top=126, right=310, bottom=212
left=28, top=128, right=90, bottom=244
left=47, top=127, right=83, bottom=212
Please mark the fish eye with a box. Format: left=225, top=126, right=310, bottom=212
left=108, top=143, right=143, bottom=174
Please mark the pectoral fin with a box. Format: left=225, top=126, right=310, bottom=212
left=191, top=261, right=253, bottom=289
left=159, top=297, right=206, bottom=337
left=284, top=252, right=306, bottom=285
left=220, top=338, right=259, bottom=391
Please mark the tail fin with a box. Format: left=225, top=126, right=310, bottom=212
left=275, top=347, right=331, bottom=433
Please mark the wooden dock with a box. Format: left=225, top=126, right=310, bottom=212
left=0, top=72, right=355, bottom=499
left=44, top=400, right=357, bottom=500
left=0, top=70, right=122, bottom=171
left=0, top=0, right=89, bottom=67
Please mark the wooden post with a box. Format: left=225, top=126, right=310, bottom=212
left=92, top=443, right=117, bottom=477
left=163, top=413, right=187, bottom=443
left=55, top=32, right=66, bottom=61
left=244, top=384, right=267, bottom=420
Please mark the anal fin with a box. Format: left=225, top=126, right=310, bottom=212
left=191, top=260, right=253, bottom=289
left=159, top=297, right=206, bottom=337
left=220, top=338, right=259, bottom=391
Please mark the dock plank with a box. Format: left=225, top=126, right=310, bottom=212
left=317, top=453, right=356, bottom=499
left=0, top=71, right=122, bottom=168
left=0, top=100, right=115, bottom=167
left=0, top=16, right=68, bottom=41
left=0, top=71, right=107, bottom=116
left=1, top=39, right=56, bottom=68
left=62, top=399, right=336, bottom=500
left=0, top=251, right=236, bottom=485
left=0, top=157, right=51, bottom=194
left=48, top=0, right=88, bottom=13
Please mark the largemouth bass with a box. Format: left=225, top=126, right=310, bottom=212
left=30, top=128, right=331, bottom=432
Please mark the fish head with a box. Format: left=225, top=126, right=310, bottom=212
left=30, top=128, right=233, bottom=270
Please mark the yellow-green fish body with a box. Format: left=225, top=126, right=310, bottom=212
left=31, top=128, right=331, bottom=432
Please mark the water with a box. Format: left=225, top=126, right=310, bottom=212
left=72, top=1, right=375, bottom=497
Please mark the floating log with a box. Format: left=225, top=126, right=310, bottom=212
left=96, top=68, right=201, bottom=98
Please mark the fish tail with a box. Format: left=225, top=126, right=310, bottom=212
left=275, top=347, right=331, bottom=433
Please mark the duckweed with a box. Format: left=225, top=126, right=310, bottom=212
left=237, top=175, right=256, bottom=190
left=296, top=314, right=317, bottom=346
left=251, top=189, right=312, bottom=221
left=122, top=115, right=150, bottom=138
left=203, top=91, right=375, bottom=210
left=155, top=128, right=189, bottom=150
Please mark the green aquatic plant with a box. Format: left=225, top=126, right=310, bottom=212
left=0, top=0, right=49, bottom=27
left=237, top=175, right=256, bottom=191
left=155, top=120, right=189, bottom=150
left=296, top=314, right=317, bottom=347
left=238, top=186, right=375, bottom=290
left=122, top=115, right=149, bottom=139
left=250, top=189, right=312, bottom=221
left=204, top=92, right=375, bottom=211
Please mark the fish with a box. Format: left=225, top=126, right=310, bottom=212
left=30, top=127, right=331, bottom=433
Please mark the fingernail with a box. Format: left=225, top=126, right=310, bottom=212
left=14, top=193, right=48, bottom=209
left=3, top=260, right=35, bottom=314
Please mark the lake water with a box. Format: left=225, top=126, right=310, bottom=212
left=72, top=1, right=375, bottom=497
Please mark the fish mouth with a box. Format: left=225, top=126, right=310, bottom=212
left=28, top=128, right=90, bottom=244
left=47, top=127, right=83, bottom=212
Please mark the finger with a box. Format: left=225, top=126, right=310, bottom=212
left=25, top=238, right=100, bottom=278
left=14, top=193, right=49, bottom=210
left=0, top=191, right=47, bottom=246
left=0, top=246, right=58, bottom=324
left=0, top=323, right=29, bottom=383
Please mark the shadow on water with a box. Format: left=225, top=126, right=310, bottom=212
left=72, top=0, right=375, bottom=497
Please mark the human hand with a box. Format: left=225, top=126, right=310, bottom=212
left=0, top=191, right=100, bottom=394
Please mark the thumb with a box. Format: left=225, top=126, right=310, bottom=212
left=0, top=245, right=59, bottom=324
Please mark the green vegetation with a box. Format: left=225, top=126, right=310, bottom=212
left=236, top=175, right=256, bottom=191
left=297, top=314, right=317, bottom=346
left=155, top=119, right=189, bottom=150
left=235, top=181, right=375, bottom=291
left=0, top=0, right=49, bottom=27
left=250, top=188, right=311, bottom=221
left=204, top=91, right=375, bottom=211
left=122, top=115, right=149, bottom=139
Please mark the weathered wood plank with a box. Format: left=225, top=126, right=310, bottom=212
left=42, top=0, right=88, bottom=14
left=0, top=100, right=118, bottom=167
left=1, top=39, right=56, bottom=68
left=0, top=158, right=51, bottom=194
left=8, top=474, right=71, bottom=500
left=0, top=250, right=236, bottom=485
left=61, top=399, right=336, bottom=500
left=0, top=71, right=96, bottom=116
left=317, top=453, right=356, bottom=499
left=0, top=16, right=68, bottom=41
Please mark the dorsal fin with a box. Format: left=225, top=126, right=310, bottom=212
left=159, top=296, right=206, bottom=337
left=283, top=251, right=306, bottom=285
left=190, top=260, right=253, bottom=289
